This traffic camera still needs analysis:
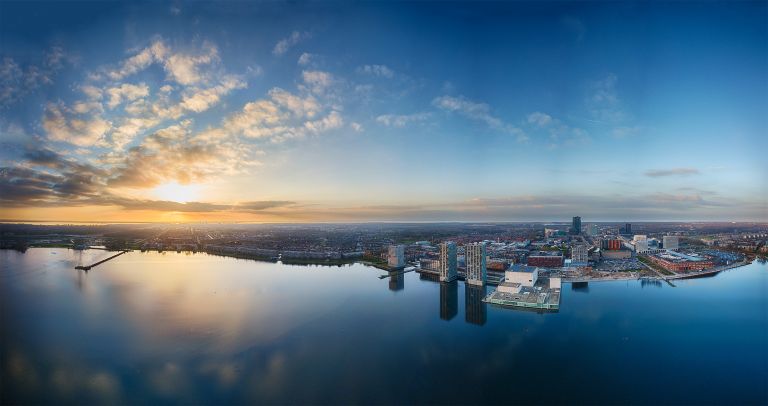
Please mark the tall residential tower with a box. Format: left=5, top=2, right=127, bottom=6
left=439, top=242, right=457, bottom=282
left=465, top=242, right=487, bottom=286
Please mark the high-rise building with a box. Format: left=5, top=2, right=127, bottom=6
left=439, top=242, right=457, bottom=282
left=587, top=223, right=599, bottom=236
left=571, top=216, right=582, bottom=235
left=624, top=223, right=632, bottom=234
left=465, top=242, right=487, bottom=286
left=387, top=245, right=405, bottom=268
left=663, top=236, right=679, bottom=251
left=571, top=244, right=588, bottom=263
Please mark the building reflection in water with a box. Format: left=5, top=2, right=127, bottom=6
left=571, top=281, right=589, bottom=293
left=640, top=279, right=663, bottom=288
left=464, top=284, right=487, bottom=326
left=388, top=271, right=404, bottom=291
left=439, top=281, right=458, bottom=321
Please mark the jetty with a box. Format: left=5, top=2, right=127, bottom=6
left=75, top=250, right=130, bottom=271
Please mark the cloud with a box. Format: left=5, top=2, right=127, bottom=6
left=525, top=111, right=588, bottom=147
left=612, top=126, right=642, bottom=138
left=645, top=168, right=700, bottom=177
left=0, top=163, right=295, bottom=213
left=432, top=95, right=527, bottom=141
left=297, top=53, right=314, bottom=66
left=0, top=46, right=72, bottom=107
left=272, top=31, right=309, bottom=56
left=586, top=73, right=627, bottom=123
left=107, top=121, right=254, bottom=188
left=107, top=39, right=219, bottom=86
left=106, top=83, right=150, bottom=109
left=301, top=70, right=333, bottom=95
left=356, top=64, right=394, bottom=79
left=375, top=113, right=431, bottom=127
left=527, top=112, right=553, bottom=127
left=42, top=102, right=112, bottom=146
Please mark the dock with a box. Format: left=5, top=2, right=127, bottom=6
left=75, top=250, right=129, bottom=271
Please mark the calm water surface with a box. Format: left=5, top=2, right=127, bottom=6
left=1, top=249, right=766, bottom=404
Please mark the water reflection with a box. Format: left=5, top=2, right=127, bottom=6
left=640, top=279, right=663, bottom=288
left=465, top=284, right=487, bottom=326
left=388, top=271, right=404, bottom=291
left=439, top=281, right=458, bottom=321
left=2, top=249, right=767, bottom=405
left=571, top=281, right=589, bottom=293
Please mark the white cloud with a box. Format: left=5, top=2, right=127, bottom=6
left=179, top=75, right=246, bottom=113
left=587, top=73, right=627, bottom=123
left=350, top=122, right=363, bottom=132
left=524, top=111, right=588, bottom=147
left=612, top=125, right=642, bottom=138
left=376, top=113, right=431, bottom=127
left=304, top=111, right=343, bottom=134
left=107, top=40, right=218, bottom=86
left=268, top=87, right=320, bottom=118
left=272, top=31, right=309, bottom=56
left=0, top=47, right=72, bottom=107
left=433, top=95, right=527, bottom=141
left=43, top=102, right=111, bottom=146
left=106, top=83, right=150, bottom=109
left=297, top=53, right=314, bottom=66
left=527, top=112, right=553, bottom=127
left=357, top=64, right=394, bottom=79
left=301, top=70, right=334, bottom=95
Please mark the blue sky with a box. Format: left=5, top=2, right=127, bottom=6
left=0, top=1, right=766, bottom=222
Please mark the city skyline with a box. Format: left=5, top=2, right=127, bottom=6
left=1, top=1, right=766, bottom=223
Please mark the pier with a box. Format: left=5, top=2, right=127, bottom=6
left=75, top=250, right=130, bottom=271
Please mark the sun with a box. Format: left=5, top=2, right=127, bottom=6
left=151, top=182, right=202, bottom=203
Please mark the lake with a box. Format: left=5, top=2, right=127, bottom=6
left=1, top=248, right=766, bottom=404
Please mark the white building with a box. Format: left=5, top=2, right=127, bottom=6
left=633, top=235, right=647, bottom=242
left=663, top=236, right=679, bottom=250
left=387, top=245, right=405, bottom=268
left=439, top=242, right=457, bottom=282
left=634, top=239, right=649, bottom=253
left=571, top=244, right=588, bottom=263
left=465, top=242, right=487, bottom=286
left=497, top=265, right=539, bottom=294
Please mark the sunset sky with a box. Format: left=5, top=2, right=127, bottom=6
left=0, top=1, right=766, bottom=222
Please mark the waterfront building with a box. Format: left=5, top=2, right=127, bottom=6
left=571, top=216, right=582, bottom=235
left=571, top=244, right=588, bottom=263
left=387, top=245, right=405, bottom=268
left=647, top=250, right=713, bottom=272
left=465, top=242, right=487, bottom=285
left=439, top=242, right=458, bottom=282
left=487, top=265, right=561, bottom=310
left=663, top=236, right=679, bottom=250
left=420, top=258, right=440, bottom=273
